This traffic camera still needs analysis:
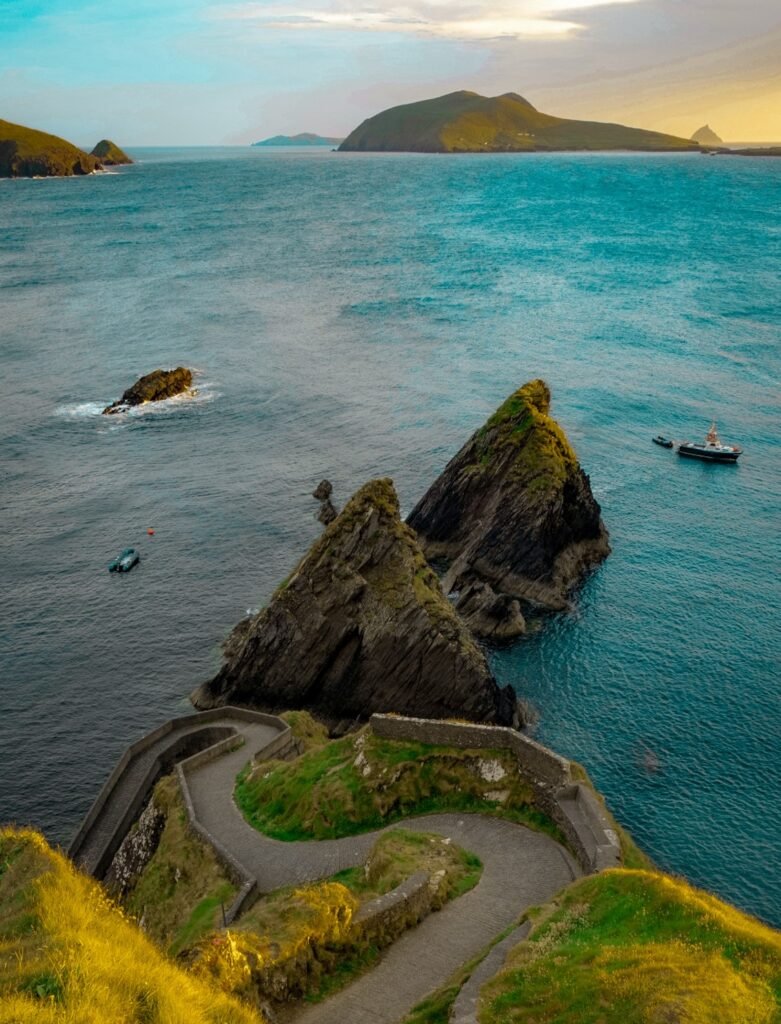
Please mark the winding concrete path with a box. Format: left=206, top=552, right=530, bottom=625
left=185, top=744, right=579, bottom=1024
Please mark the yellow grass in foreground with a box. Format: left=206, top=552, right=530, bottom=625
left=0, top=827, right=263, bottom=1024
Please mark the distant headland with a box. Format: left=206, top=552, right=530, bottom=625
left=0, top=118, right=131, bottom=177
left=253, top=132, right=344, bottom=147
left=691, top=124, right=724, bottom=145
left=338, top=91, right=699, bottom=153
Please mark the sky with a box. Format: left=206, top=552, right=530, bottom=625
left=1, top=0, right=779, bottom=144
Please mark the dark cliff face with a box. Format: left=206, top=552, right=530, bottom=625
left=192, top=478, right=519, bottom=730
left=102, top=367, right=193, bottom=414
left=407, top=380, right=610, bottom=630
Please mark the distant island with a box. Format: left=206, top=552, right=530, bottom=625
left=691, top=124, right=724, bottom=145
left=91, top=139, right=133, bottom=165
left=0, top=119, right=132, bottom=177
left=252, top=132, right=343, bottom=147
left=338, top=91, right=699, bottom=153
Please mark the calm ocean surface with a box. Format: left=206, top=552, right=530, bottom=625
left=1, top=148, right=779, bottom=922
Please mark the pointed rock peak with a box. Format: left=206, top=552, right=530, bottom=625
left=408, top=380, right=610, bottom=617
left=192, top=477, right=519, bottom=730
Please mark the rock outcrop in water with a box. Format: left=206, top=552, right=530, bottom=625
left=90, top=139, right=133, bottom=165
left=407, top=380, right=610, bottom=636
left=192, top=478, right=519, bottom=730
left=0, top=118, right=101, bottom=177
left=102, top=367, right=193, bottom=414
left=313, top=479, right=338, bottom=526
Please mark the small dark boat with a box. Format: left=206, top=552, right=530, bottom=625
left=677, top=422, right=741, bottom=463
left=108, top=547, right=140, bottom=573
left=653, top=435, right=674, bottom=448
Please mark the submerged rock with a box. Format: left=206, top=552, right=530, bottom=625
left=407, top=379, right=609, bottom=627
left=90, top=139, right=133, bottom=165
left=192, top=478, right=519, bottom=729
left=102, top=367, right=193, bottom=414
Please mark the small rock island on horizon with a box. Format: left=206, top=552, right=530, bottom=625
left=91, top=139, right=133, bottom=165
left=252, top=132, right=344, bottom=147
left=691, top=124, right=724, bottom=145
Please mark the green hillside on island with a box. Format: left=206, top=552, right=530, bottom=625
left=339, top=91, right=698, bottom=153
left=0, top=119, right=101, bottom=177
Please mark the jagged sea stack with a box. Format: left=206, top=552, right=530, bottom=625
left=407, top=380, right=610, bottom=636
left=192, top=478, right=519, bottom=730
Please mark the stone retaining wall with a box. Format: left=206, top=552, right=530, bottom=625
left=370, top=714, right=620, bottom=874
left=354, top=870, right=432, bottom=946
left=370, top=714, right=571, bottom=789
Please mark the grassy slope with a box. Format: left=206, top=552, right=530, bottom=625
left=340, top=91, right=698, bottom=153
left=0, top=119, right=100, bottom=177
left=123, top=776, right=236, bottom=954
left=479, top=869, right=781, bottom=1023
left=235, top=726, right=560, bottom=842
left=0, top=827, right=262, bottom=1024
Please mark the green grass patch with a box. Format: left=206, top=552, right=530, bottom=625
left=235, top=727, right=563, bottom=845
left=479, top=869, right=781, bottom=1024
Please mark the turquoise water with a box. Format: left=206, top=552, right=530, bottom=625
left=1, top=148, right=779, bottom=922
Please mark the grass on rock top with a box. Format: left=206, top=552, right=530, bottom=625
left=479, top=868, right=781, bottom=1024
left=234, top=725, right=560, bottom=842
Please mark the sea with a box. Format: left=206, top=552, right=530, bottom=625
left=1, top=147, right=779, bottom=924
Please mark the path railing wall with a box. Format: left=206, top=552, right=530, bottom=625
left=369, top=714, right=620, bottom=873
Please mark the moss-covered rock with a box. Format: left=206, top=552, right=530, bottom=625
left=192, top=478, right=519, bottom=728
left=102, top=366, right=193, bottom=414
left=408, top=380, right=609, bottom=626
left=0, top=118, right=101, bottom=177
left=90, top=138, right=132, bottom=165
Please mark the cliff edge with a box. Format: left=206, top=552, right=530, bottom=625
left=192, top=478, right=519, bottom=729
left=407, top=380, right=610, bottom=634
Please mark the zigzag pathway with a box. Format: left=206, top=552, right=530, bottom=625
left=186, top=742, right=580, bottom=1023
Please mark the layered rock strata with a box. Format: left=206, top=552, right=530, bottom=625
left=407, top=379, right=609, bottom=636
left=103, top=367, right=193, bottom=414
left=192, top=478, right=519, bottom=729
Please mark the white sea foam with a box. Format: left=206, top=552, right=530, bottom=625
left=53, top=401, right=105, bottom=419
left=54, top=373, right=219, bottom=423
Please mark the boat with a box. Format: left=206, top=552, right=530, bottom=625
left=677, top=422, right=741, bottom=462
left=108, top=547, right=140, bottom=573
left=652, top=435, right=674, bottom=448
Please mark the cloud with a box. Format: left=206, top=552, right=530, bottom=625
left=211, top=0, right=642, bottom=40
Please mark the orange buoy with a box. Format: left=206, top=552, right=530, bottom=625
left=147, top=528, right=155, bottom=536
